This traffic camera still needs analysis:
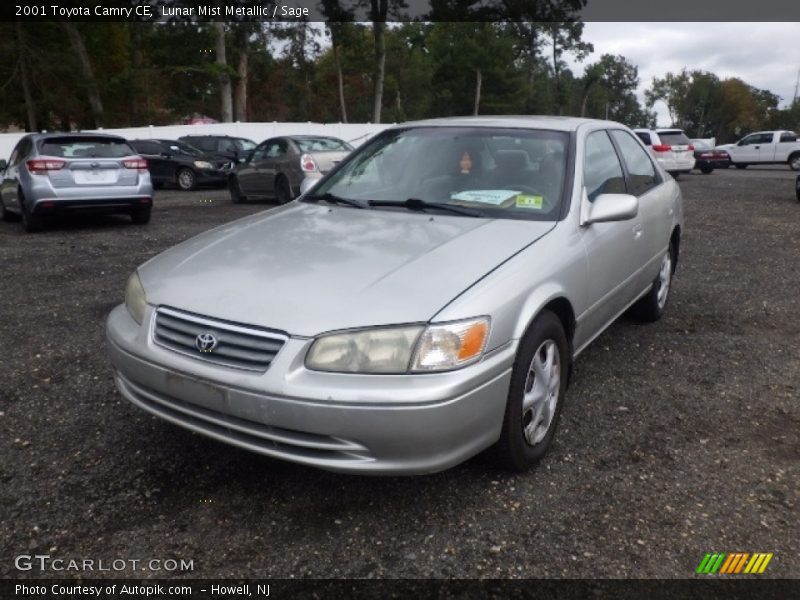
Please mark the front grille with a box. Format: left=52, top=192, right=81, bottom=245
left=154, top=306, right=287, bottom=371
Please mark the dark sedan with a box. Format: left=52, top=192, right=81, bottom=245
left=229, top=135, right=353, bottom=204
left=129, top=139, right=232, bottom=191
left=692, top=140, right=730, bottom=174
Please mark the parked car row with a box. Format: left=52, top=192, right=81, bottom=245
left=0, top=131, right=356, bottom=232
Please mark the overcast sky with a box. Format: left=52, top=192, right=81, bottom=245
left=568, top=22, right=800, bottom=127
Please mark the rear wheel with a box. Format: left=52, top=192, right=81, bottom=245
left=275, top=175, right=293, bottom=205
left=229, top=176, right=246, bottom=204
left=177, top=168, right=197, bottom=191
left=497, top=310, right=569, bottom=471
left=789, top=153, right=800, bottom=171
left=130, top=206, right=151, bottom=225
left=1, top=197, right=17, bottom=222
left=19, top=193, right=43, bottom=233
left=632, top=242, right=675, bottom=322
left=700, top=164, right=714, bottom=174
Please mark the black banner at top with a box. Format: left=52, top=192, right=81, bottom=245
left=4, top=0, right=800, bottom=22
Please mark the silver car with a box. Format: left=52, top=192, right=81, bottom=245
left=0, top=133, right=153, bottom=232
left=106, top=117, right=683, bottom=475
left=228, top=135, right=353, bottom=204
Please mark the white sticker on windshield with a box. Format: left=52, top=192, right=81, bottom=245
left=450, top=190, right=521, bottom=206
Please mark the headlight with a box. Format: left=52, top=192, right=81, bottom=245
left=306, top=326, right=423, bottom=373
left=193, top=160, right=213, bottom=169
left=124, top=271, right=147, bottom=324
left=411, top=317, right=490, bottom=371
left=305, top=317, right=490, bottom=374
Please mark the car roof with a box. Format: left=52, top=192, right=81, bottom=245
left=28, top=131, right=128, bottom=142
left=393, top=115, right=622, bottom=133
left=179, top=134, right=253, bottom=141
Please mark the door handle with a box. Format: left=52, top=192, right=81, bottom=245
left=754, top=145, right=760, bottom=149
left=633, top=224, right=643, bottom=239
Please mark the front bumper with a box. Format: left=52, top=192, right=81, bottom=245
left=106, top=305, right=515, bottom=475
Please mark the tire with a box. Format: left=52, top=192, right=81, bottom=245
left=497, top=310, right=569, bottom=471
left=229, top=176, right=246, bottom=204
left=735, top=163, right=747, bottom=170
left=20, top=193, right=43, bottom=233
left=700, top=164, right=714, bottom=175
left=632, top=242, right=675, bottom=322
left=789, top=153, right=800, bottom=172
left=130, top=206, right=151, bottom=225
left=796, top=175, right=800, bottom=202
left=275, top=175, right=293, bottom=205
left=1, top=197, right=17, bottom=222
left=176, top=168, right=197, bottom=191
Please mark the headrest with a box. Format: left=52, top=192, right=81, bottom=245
left=494, top=149, right=529, bottom=171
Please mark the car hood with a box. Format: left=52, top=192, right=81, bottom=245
left=139, top=203, right=554, bottom=336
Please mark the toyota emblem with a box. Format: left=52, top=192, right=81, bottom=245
left=195, top=332, right=218, bottom=352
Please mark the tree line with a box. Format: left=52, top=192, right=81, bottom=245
left=2, top=18, right=798, bottom=143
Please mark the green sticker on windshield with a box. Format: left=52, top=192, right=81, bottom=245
left=515, top=194, right=543, bottom=209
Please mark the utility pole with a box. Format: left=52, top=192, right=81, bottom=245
left=793, top=67, right=799, bottom=105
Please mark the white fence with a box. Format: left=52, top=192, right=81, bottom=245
left=0, top=121, right=391, bottom=161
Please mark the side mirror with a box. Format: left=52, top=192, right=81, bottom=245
left=584, top=193, right=638, bottom=225
left=0, top=159, right=7, bottom=170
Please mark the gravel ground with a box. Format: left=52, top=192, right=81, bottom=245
left=1, top=168, right=798, bottom=580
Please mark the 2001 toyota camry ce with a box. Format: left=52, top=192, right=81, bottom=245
left=106, top=117, right=683, bottom=475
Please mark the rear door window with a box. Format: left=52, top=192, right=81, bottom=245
left=779, top=132, right=797, bottom=143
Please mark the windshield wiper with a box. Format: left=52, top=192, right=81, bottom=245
left=306, top=192, right=368, bottom=209
left=368, top=198, right=483, bottom=217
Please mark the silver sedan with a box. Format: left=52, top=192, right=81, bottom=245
left=106, top=117, right=683, bottom=475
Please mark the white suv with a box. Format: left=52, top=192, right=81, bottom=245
left=634, top=129, right=695, bottom=178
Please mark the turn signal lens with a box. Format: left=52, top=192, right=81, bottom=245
left=411, top=317, right=491, bottom=371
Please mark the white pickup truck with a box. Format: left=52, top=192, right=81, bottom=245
left=718, top=131, right=800, bottom=170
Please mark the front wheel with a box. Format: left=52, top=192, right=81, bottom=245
left=497, top=310, right=569, bottom=471
left=789, top=153, right=800, bottom=171
left=632, top=243, right=675, bottom=322
left=176, top=168, right=197, bottom=191
left=735, top=163, right=748, bottom=170
left=229, top=176, right=246, bottom=204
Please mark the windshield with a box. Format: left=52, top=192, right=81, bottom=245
left=294, top=137, right=353, bottom=153
left=307, top=127, right=569, bottom=220
left=235, top=138, right=256, bottom=151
